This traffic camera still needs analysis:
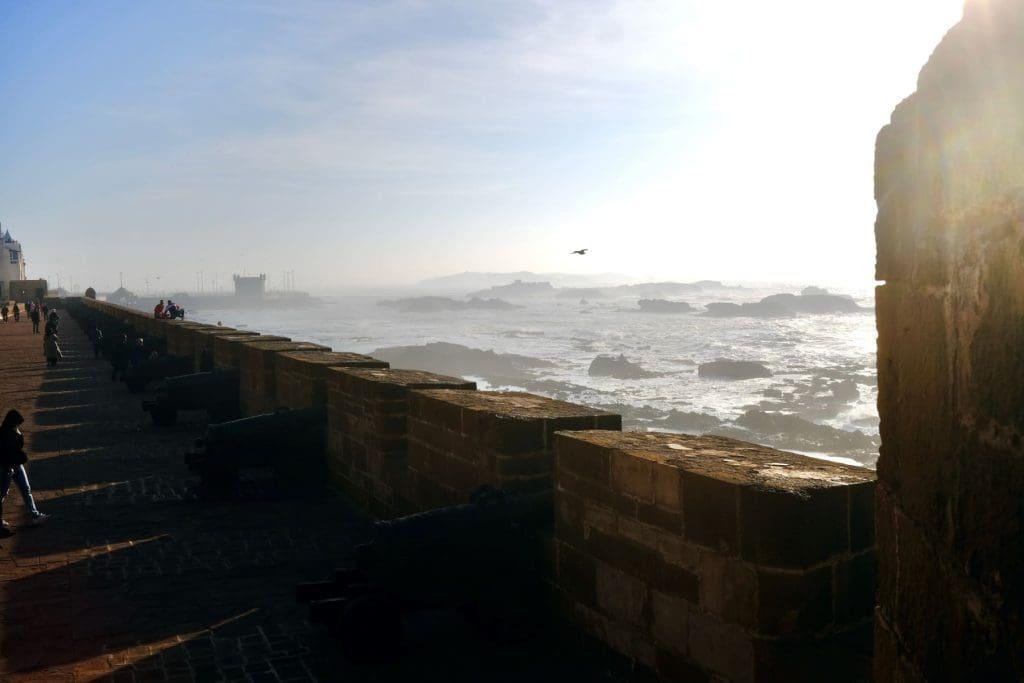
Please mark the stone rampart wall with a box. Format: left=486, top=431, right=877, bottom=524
left=70, top=297, right=877, bottom=682
left=554, top=431, right=875, bottom=682
left=874, top=2, right=1024, bottom=679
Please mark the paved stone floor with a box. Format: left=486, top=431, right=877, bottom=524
left=0, top=310, right=624, bottom=683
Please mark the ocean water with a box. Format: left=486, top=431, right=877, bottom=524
left=185, top=284, right=879, bottom=468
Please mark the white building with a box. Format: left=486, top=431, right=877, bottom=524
left=0, top=228, right=27, bottom=301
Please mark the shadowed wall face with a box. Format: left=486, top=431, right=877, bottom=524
left=874, top=2, right=1024, bottom=679
left=236, top=340, right=330, bottom=416
left=554, top=431, right=875, bottom=682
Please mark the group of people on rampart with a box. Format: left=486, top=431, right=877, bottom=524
left=1, top=300, right=48, bottom=331
left=1, top=304, right=57, bottom=538
left=153, top=299, right=184, bottom=320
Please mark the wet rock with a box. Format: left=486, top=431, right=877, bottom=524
left=637, top=299, right=695, bottom=313
left=831, top=379, right=860, bottom=402
left=703, top=293, right=863, bottom=317
left=588, top=354, right=658, bottom=379
left=661, top=410, right=724, bottom=433
left=698, top=360, right=772, bottom=380
left=371, top=342, right=551, bottom=382
left=734, top=410, right=879, bottom=454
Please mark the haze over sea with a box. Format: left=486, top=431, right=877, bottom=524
left=182, top=277, right=879, bottom=468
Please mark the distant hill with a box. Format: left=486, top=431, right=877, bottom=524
left=468, top=280, right=555, bottom=298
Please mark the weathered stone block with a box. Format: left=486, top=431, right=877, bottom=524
left=682, top=470, right=739, bottom=555
left=834, top=549, right=877, bottom=626
left=756, top=565, right=833, bottom=637
left=554, top=431, right=875, bottom=682
left=876, top=283, right=957, bottom=542
left=849, top=480, right=875, bottom=552
left=408, top=391, right=619, bottom=506
left=238, top=340, right=330, bottom=416
left=687, top=609, right=754, bottom=683
left=557, top=540, right=596, bottom=606
left=699, top=554, right=757, bottom=629
left=163, top=321, right=211, bottom=361
left=653, top=460, right=682, bottom=511
left=212, top=333, right=288, bottom=371
left=595, top=560, right=649, bottom=628
left=556, top=433, right=612, bottom=483
left=611, top=450, right=655, bottom=503
left=573, top=602, right=657, bottom=670
left=275, top=350, right=387, bottom=410
left=739, top=485, right=849, bottom=568
left=650, top=589, right=689, bottom=655
left=325, top=368, right=475, bottom=516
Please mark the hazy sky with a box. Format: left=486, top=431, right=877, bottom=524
left=1, top=1, right=963, bottom=294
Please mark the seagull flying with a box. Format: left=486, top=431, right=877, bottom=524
left=570, top=248, right=588, bottom=255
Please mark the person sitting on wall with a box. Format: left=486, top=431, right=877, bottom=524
left=153, top=299, right=165, bottom=319
left=165, top=300, right=183, bottom=319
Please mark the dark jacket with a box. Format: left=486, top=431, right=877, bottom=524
left=0, top=428, right=26, bottom=468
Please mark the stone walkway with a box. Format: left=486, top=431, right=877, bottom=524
left=0, top=310, right=622, bottom=683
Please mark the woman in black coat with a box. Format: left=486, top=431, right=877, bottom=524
left=0, top=409, right=50, bottom=536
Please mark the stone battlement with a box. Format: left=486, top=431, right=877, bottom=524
left=69, top=297, right=875, bottom=682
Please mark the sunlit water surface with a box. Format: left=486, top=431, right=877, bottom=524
left=187, top=285, right=878, bottom=468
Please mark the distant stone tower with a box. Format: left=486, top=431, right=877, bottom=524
left=233, top=274, right=266, bottom=299
left=0, top=227, right=27, bottom=301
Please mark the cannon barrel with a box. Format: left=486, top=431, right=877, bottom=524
left=185, top=407, right=327, bottom=488
left=124, top=354, right=193, bottom=393
left=361, top=487, right=553, bottom=557
left=302, top=488, right=552, bottom=607
left=142, top=369, right=240, bottom=426
left=299, top=488, right=554, bottom=659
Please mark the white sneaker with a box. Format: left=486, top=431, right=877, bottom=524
left=30, top=513, right=50, bottom=526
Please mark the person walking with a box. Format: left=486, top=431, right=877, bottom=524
left=44, top=310, right=59, bottom=337
left=111, top=333, right=129, bottom=381
left=0, top=410, right=50, bottom=537
left=1, top=304, right=7, bottom=323
left=29, top=304, right=40, bottom=333
left=43, top=332, right=62, bottom=367
left=91, top=324, right=104, bottom=359
left=12, top=303, right=19, bottom=322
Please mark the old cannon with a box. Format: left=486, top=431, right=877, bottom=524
left=296, top=487, right=553, bottom=664
left=184, top=406, right=326, bottom=488
left=141, top=368, right=240, bottom=426
left=123, top=353, right=193, bottom=393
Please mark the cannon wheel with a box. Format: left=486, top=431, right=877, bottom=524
left=125, top=377, right=148, bottom=394
left=200, top=465, right=239, bottom=491
left=331, top=593, right=403, bottom=665
left=209, top=404, right=240, bottom=423
left=151, top=406, right=178, bottom=427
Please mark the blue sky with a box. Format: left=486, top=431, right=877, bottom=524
left=1, top=1, right=963, bottom=293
